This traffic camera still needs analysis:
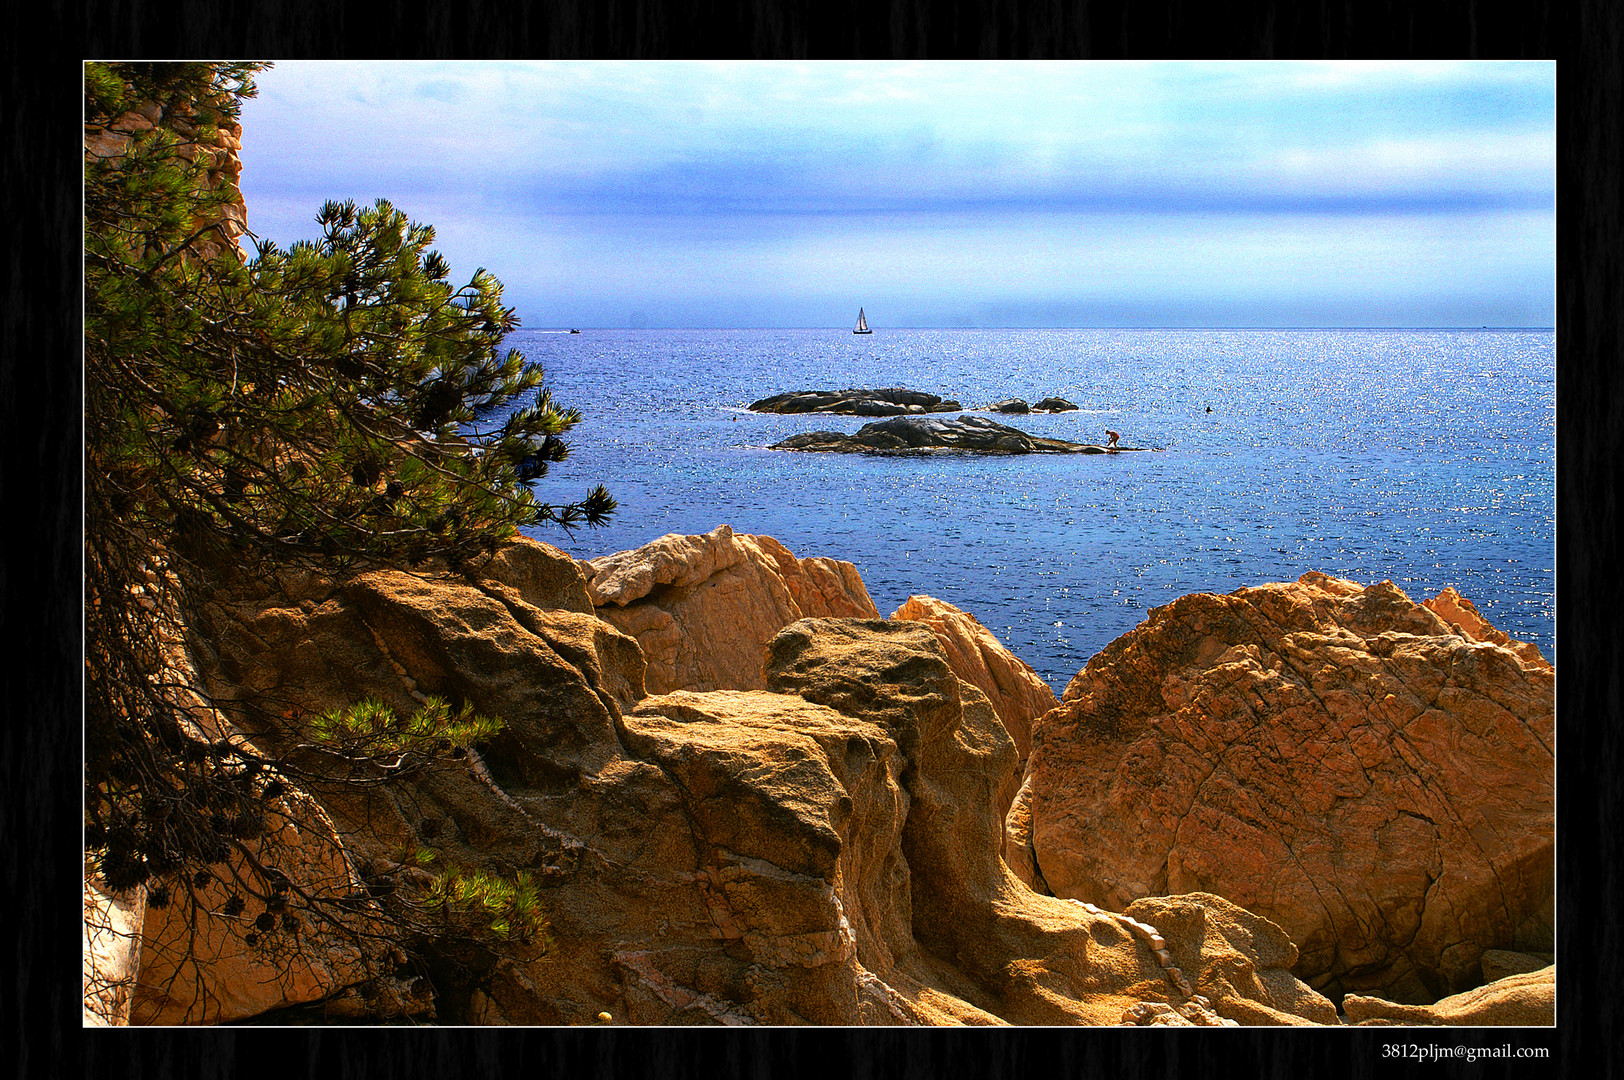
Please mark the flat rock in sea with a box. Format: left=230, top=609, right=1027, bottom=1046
left=749, top=387, right=962, bottom=415
left=976, top=396, right=1079, bottom=414
left=771, top=414, right=1136, bottom=455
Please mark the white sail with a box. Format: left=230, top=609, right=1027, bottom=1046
left=854, top=308, right=871, bottom=334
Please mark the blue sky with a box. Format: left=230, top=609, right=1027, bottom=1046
left=237, top=61, right=1555, bottom=329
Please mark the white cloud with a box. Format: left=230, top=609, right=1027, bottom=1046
left=237, top=61, right=1555, bottom=327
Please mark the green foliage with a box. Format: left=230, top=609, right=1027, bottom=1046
left=86, top=65, right=613, bottom=573
left=422, top=866, right=551, bottom=947
left=84, top=62, right=594, bottom=996
left=310, top=697, right=502, bottom=758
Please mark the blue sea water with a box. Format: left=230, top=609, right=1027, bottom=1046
left=513, top=328, right=1556, bottom=695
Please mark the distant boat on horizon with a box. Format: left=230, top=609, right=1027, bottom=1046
left=853, top=308, right=872, bottom=334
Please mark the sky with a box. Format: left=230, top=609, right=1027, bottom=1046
left=236, top=61, right=1555, bottom=329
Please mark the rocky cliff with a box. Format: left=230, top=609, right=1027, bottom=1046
left=91, top=529, right=1553, bottom=1026
left=1006, top=572, right=1554, bottom=1005
left=97, top=533, right=1409, bottom=1026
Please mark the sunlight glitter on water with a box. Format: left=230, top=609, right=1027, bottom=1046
left=517, top=327, right=1555, bottom=693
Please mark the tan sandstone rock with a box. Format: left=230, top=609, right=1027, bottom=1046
left=86, top=550, right=391, bottom=1025
left=1017, top=573, right=1554, bottom=1003
left=1479, top=948, right=1556, bottom=984
left=476, top=534, right=597, bottom=615
left=889, top=594, right=1058, bottom=763
left=86, top=93, right=249, bottom=261
left=1344, top=966, right=1555, bottom=1026
left=581, top=525, right=879, bottom=694
left=129, top=783, right=383, bottom=1025
left=1123, top=893, right=1339, bottom=1026
left=889, top=595, right=1058, bottom=823
left=170, top=539, right=1338, bottom=1026
left=1422, top=586, right=1550, bottom=671
left=188, top=542, right=934, bottom=1025
left=761, top=618, right=1333, bottom=1026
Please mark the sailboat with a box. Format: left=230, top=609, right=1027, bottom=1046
left=853, top=308, right=872, bottom=334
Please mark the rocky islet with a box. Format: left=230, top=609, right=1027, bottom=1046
left=982, top=396, right=1081, bottom=414
left=748, top=388, right=1082, bottom=417
left=749, top=388, right=963, bottom=416
left=770, top=415, right=1146, bottom=456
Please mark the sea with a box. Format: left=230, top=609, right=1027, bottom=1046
left=513, top=327, right=1556, bottom=695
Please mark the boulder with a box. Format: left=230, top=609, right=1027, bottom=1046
left=1479, top=948, right=1555, bottom=984
left=890, top=594, right=1058, bottom=767
left=476, top=534, right=597, bottom=615
left=616, top=687, right=931, bottom=1024
left=1000, top=776, right=1047, bottom=891
left=1123, top=894, right=1339, bottom=1026
left=581, top=525, right=879, bottom=694
left=851, top=399, right=911, bottom=416
left=129, top=782, right=386, bottom=1025
left=1343, top=967, right=1554, bottom=1026
left=1017, top=573, right=1554, bottom=1002
left=773, top=415, right=1112, bottom=455
left=1032, top=397, right=1080, bottom=413
left=988, top=399, right=1030, bottom=414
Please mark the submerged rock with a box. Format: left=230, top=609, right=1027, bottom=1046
left=772, top=415, right=1121, bottom=455
left=750, top=388, right=962, bottom=415
left=1010, top=572, right=1554, bottom=1004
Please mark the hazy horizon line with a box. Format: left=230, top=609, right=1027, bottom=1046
left=512, top=324, right=1557, bottom=332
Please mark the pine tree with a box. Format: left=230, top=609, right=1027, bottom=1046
left=84, top=62, right=604, bottom=1017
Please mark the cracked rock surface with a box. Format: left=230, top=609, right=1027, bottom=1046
left=1009, top=572, right=1554, bottom=1003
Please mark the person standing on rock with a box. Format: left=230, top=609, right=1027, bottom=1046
left=1105, top=429, right=1120, bottom=449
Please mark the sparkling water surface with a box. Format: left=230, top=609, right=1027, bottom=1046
left=515, top=328, right=1555, bottom=694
